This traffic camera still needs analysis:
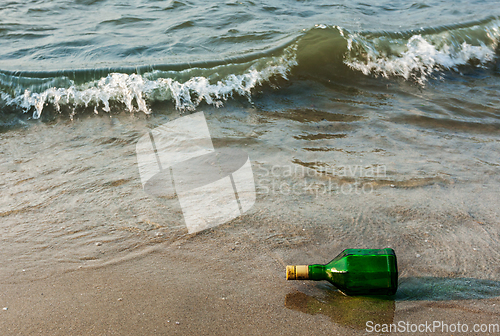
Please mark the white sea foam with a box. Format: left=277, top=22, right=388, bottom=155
left=14, top=45, right=297, bottom=119
left=4, top=21, right=500, bottom=118
left=344, top=21, right=500, bottom=85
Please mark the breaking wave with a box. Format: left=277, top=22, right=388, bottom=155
left=343, top=17, right=500, bottom=84
left=1, top=16, right=498, bottom=119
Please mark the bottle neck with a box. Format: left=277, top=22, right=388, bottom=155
left=308, top=264, right=326, bottom=281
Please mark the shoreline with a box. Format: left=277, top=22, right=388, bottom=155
left=1, top=105, right=499, bottom=335
left=1, top=232, right=499, bottom=335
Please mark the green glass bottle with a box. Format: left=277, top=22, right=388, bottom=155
left=286, top=248, right=398, bottom=296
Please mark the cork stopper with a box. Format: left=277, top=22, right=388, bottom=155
left=286, top=265, right=309, bottom=280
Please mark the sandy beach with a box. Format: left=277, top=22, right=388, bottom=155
left=1, top=217, right=499, bottom=335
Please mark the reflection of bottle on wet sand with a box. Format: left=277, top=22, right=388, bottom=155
left=285, top=291, right=395, bottom=330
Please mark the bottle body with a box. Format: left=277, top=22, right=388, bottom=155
left=287, top=248, right=398, bottom=296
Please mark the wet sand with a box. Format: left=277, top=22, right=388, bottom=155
left=1, top=227, right=499, bottom=335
